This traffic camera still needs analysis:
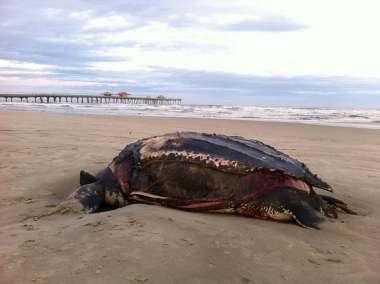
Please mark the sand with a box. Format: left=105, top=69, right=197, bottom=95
left=0, top=111, right=379, bottom=284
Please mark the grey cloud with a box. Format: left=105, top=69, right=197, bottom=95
left=1, top=35, right=127, bottom=67
left=2, top=63, right=380, bottom=106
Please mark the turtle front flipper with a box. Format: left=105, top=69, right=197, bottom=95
left=129, top=191, right=169, bottom=206
left=129, top=191, right=234, bottom=212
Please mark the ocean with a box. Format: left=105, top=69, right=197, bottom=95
left=1, top=101, right=380, bottom=129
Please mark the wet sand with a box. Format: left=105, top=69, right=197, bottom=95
left=1, top=111, right=380, bottom=284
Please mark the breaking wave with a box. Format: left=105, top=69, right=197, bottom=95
left=1, top=101, right=380, bottom=129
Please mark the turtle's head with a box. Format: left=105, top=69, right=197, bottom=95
left=79, top=169, right=126, bottom=211
left=56, top=169, right=124, bottom=215
left=68, top=181, right=105, bottom=213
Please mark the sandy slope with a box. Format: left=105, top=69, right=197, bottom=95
left=0, top=111, right=379, bottom=284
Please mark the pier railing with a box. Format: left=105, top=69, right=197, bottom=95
left=0, top=94, right=181, bottom=105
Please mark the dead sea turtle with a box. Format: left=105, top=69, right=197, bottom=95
left=61, top=132, right=356, bottom=228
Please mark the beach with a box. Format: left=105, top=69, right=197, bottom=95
left=1, top=111, right=380, bottom=283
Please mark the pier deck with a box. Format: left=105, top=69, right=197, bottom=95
left=0, top=94, right=181, bottom=105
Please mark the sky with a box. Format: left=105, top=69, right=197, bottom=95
left=1, top=0, right=380, bottom=107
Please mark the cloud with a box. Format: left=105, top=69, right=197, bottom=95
left=82, top=15, right=136, bottom=32
left=0, top=59, right=54, bottom=70
left=221, top=16, right=307, bottom=32
left=0, top=0, right=380, bottom=107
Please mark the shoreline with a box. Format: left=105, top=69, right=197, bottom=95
left=1, top=111, right=380, bottom=283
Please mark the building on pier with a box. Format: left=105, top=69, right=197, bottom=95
left=117, top=92, right=130, bottom=98
left=102, top=92, right=113, bottom=97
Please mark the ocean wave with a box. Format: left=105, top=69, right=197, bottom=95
left=348, top=114, right=369, bottom=119
left=1, top=101, right=380, bottom=129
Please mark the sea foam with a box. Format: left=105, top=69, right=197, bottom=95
left=1, top=101, right=379, bottom=129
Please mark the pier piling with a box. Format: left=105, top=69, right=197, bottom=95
left=0, top=93, right=181, bottom=106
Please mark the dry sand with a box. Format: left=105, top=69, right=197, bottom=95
left=0, top=111, right=379, bottom=284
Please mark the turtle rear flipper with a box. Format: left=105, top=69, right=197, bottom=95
left=319, top=194, right=357, bottom=217
left=284, top=199, right=324, bottom=229
left=251, top=187, right=325, bottom=229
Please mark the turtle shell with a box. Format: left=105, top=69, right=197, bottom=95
left=111, top=132, right=331, bottom=191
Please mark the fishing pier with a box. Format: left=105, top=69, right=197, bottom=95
left=0, top=93, right=181, bottom=105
